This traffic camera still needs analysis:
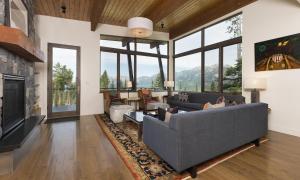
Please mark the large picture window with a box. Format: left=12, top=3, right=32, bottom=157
left=223, top=44, right=242, bottom=93
left=175, top=53, right=201, bottom=92
left=174, top=13, right=242, bottom=93
left=100, top=35, right=168, bottom=92
left=204, top=49, right=219, bottom=92
left=100, top=52, right=117, bottom=90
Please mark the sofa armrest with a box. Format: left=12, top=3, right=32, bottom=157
left=143, top=116, right=181, bottom=172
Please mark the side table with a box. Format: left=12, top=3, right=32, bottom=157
left=126, top=97, right=140, bottom=110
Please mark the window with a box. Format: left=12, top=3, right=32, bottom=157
left=100, top=52, right=117, bottom=89
left=223, top=44, right=242, bottom=93
left=205, top=14, right=242, bottom=46
left=100, top=40, right=126, bottom=50
left=174, top=13, right=242, bottom=93
left=100, top=35, right=168, bottom=91
left=204, top=49, right=219, bottom=92
left=120, top=54, right=135, bottom=90
left=175, top=53, right=201, bottom=91
left=136, top=56, right=167, bottom=90
left=175, top=31, right=201, bottom=54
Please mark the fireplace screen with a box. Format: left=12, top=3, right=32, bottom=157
left=2, top=75, right=25, bottom=135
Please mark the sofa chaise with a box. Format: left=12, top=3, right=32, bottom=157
left=143, top=103, right=268, bottom=176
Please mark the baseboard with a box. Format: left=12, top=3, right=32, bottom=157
left=269, top=126, right=300, bottom=138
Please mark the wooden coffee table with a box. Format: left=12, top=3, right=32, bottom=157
left=123, top=111, right=145, bottom=141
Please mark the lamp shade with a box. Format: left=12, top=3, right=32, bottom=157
left=128, top=17, right=153, bottom=38
left=244, top=78, right=266, bottom=90
left=126, top=81, right=133, bottom=88
left=164, top=81, right=174, bottom=88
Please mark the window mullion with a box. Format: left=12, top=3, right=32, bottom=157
left=201, top=29, right=205, bottom=92
left=219, top=47, right=224, bottom=93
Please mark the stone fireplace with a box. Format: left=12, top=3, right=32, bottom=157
left=0, top=0, right=39, bottom=137
left=0, top=0, right=45, bottom=175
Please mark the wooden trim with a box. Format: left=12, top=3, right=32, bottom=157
left=47, top=43, right=81, bottom=119
left=0, top=25, right=44, bottom=62
left=90, top=0, right=107, bottom=31
left=142, top=0, right=189, bottom=24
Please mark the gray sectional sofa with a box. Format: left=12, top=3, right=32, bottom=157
left=143, top=103, right=268, bottom=173
left=167, top=92, right=245, bottom=111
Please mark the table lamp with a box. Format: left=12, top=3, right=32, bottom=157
left=244, top=78, right=266, bottom=103
left=164, top=81, right=174, bottom=96
left=126, top=81, right=133, bottom=99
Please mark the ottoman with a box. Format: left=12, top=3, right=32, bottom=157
left=146, top=102, right=170, bottom=111
left=110, top=105, right=134, bottom=123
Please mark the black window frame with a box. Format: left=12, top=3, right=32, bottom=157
left=173, top=12, right=242, bottom=93
left=100, top=35, right=169, bottom=92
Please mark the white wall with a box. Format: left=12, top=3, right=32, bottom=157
left=243, top=0, right=300, bottom=137
left=36, top=15, right=169, bottom=117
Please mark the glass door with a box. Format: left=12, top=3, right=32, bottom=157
left=47, top=43, right=80, bottom=119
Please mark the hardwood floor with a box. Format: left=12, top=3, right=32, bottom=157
left=0, top=115, right=299, bottom=180
left=0, top=116, right=133, bottom=180
left=198, top=131, right=300, bottom=180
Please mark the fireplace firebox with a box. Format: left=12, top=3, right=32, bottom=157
left=1, top=75, right=25, bottom=136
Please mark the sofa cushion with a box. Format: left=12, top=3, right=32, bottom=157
left=203, top=102, right=225, bottom=110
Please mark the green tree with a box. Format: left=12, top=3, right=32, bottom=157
left=110, top=79, right=115, bottom=89
left=210, top=81, right=216, bottom=92
left=226, top=15, right=242, bottom=38
left=223, top=58, right=242, bottom=93
left=52, top=63, right=74, bottom=106
left=53, top=63, right=73, bottom=90
left=100, top=70, right=110, bottom=89
left=153, top=73, right=163, bottom=89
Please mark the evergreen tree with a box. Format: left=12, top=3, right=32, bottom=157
left=210, top=81, right=216, bottom=92
left=110, top=79, right=115, bottom=89
left=52, top=62, right=74, bottom=105
left=223, top=58, right=242, bottom=92
left=100, top=70, right=110, bottom=89
left=153, top=73, right=163, bottom=89
left=179, top=81, right=182, bottom=90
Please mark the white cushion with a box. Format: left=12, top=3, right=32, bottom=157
left=110, top=105, right=134, bottom=123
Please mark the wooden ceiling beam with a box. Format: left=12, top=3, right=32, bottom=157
left=142, top=0, right=189, bottom=24
left=90, top=0, right=107, bottom=31
left=169, top=0, right=257, bottom=39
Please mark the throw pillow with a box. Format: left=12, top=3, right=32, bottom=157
left=216, top=96, right=225, bottom=104
left=178, top=92, right=184, bottom=102
left=179, top=92, right=189, bottom=102
left=182, top=93, right=189, bottom=102
left=168, top=106, right=179, bottom=114
left=165, top=112, right=172, bottom=123
left=203, top=102, right=225, bottom=110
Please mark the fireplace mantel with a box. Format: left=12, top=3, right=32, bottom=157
left=0, top=25, right=44, bottom=63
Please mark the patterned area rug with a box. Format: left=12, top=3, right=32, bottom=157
left=95, top=114, right=268, bottom=180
